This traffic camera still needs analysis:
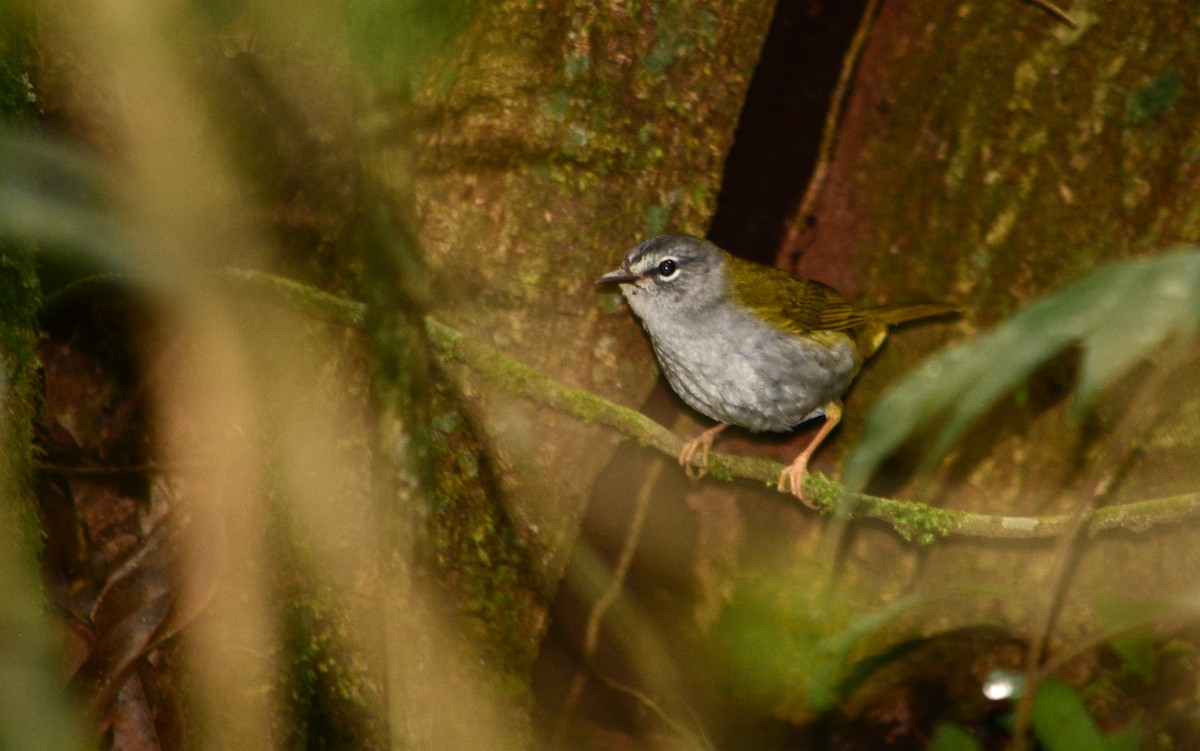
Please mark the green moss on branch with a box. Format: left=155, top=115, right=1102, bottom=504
left=224, top=268, right=1200, bottom=544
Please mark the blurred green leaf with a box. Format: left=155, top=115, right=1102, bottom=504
left=1094, top=592, right=1177, bottom=682
left=807, top=594, right=927, bottom=710
left=844, top=250, right=1200, bottom=492
left=1030, top=678, right=1109, bottom=751
left=718, top=584, right=931, bottom=716
left=346, top=0, right=476, bottom=84
left=0, top=132, right=128, bottom=278
left=1106, top=633, right=1157, bottom=683
left=928, top=723, right=983, bottom=751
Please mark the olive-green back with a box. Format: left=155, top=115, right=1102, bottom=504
left=725, top=252, right=956, bottom=356
left=726, top=253, right=869, bottom=334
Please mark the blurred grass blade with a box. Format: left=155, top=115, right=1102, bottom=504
left=1075, top=255, right=1200, bottom=410
left=844, top=249, right=1200, bottom=492
left=0, top=131, right=127, bottom=267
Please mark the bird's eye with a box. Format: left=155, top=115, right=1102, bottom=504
left=655, top=259, right=679, bottom=279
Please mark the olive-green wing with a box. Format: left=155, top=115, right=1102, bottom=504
left=727, top=254, right=870, bottom=334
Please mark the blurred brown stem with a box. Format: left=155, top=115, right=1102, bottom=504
left=1007, top=346, right=1180, bottom=751
left=552, top=457, right=665, bottom=747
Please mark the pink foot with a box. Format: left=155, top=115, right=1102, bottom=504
left=678, top=424, right=728, bottom=479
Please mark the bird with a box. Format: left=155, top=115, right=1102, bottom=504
left=597, top=234, right=956, bottom=500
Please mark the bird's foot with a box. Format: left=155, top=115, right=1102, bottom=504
left=679, top=424, right=728, bottom=479
left=777, top=458, right=818, bottom=509
left=778, top=401, right=842, bottom=509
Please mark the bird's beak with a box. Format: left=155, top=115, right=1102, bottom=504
left=597, top=268, right=637, bottom=285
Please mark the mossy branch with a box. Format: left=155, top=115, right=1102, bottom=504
left=227, top=268, right=1200, bottom=544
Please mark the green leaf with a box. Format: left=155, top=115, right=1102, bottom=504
left=928, top=723, right=983, bottom=751
left=716, top=584, right=933, bottom=716
left=1031, top=678, right=1107, bottom=751
left=806, top=594, right=927, bottom=710
left=1107, top=633, right=1156, bottom=683
left=1073, top=256, right=1200, bottom=411
left=1093, top=592, right=1176, bottom=682
left=844, top=250, right=1200, bottom=492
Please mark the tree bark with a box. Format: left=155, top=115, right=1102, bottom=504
left=789, top=0, right=1200, bottom=640
left=409, top=0, right=776, bottom=642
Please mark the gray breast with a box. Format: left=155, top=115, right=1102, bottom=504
left=645, top=305, right=860, bottom=432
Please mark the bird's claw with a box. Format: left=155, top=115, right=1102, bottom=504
left=778, top=460, right=818, bottom=509
left=678, top=424, right=727, bottom=480
left=679, top=437, right=711, bottom=479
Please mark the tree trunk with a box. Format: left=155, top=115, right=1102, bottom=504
left=20, top=0, right=782, bottom=745
left=790, top=0, right=1200, bottom=646
left=409, top=0, right=775, bottom=650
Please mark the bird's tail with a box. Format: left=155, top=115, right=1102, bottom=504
left=867, top=302, right=960, bottom=326
left=854, top=302, right=958, bottom=357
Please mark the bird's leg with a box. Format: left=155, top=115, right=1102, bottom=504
left=679, top=423, right=728, bottom=479
left=778, top=401, right=843, bottom=505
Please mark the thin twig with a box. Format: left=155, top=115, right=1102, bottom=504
left=1009, top=352, right=1178, bottom=750
left=1019, top=0, right=1078, bottom=28
left=1007, top=508, right=1087, bottom=751
left=592, top=668, right=713, bottom=750
left=553, top=458, right=665, bottom=746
